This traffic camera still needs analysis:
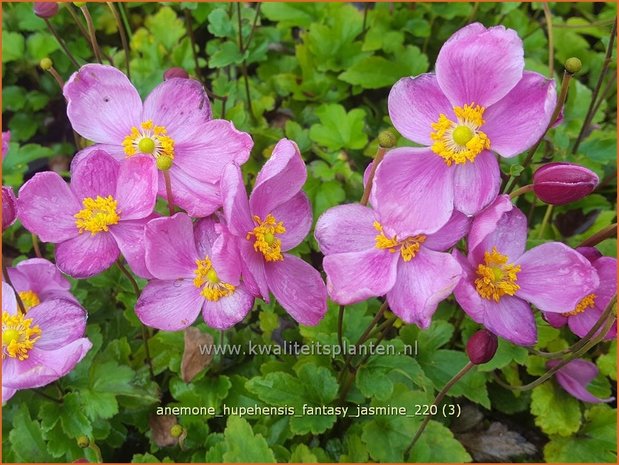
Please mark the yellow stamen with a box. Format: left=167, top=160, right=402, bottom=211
left=74, top=195, right=120, bottom=235
left=475, top=247, right=521, bottom=301
left=18, top=290, right=40, bottom=311
left=430, top=103, right=491, bottom=166
left=563, top=294, right=597, bottom=317
left=2, top=311, right=41, bottom=360
left=123, top=120, right=175, bottom=160
left=193, top=258, right=235, bottom=302
left=247, top=214, right=286, bottom=262
left=373, top=221, right=426, bottom=262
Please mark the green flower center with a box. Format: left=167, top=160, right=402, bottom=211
left=452, top=125, right=474, bottom=146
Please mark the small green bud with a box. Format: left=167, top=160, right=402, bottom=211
left=565, top=57, right=582, bottom=75
left=73, top=2, right=87, bottom=7
left=156, top=155, right=173, bottom=171
left=378, top=130, right=397, bottom=148
left=40, top=58, right=53, bottom=71
left=170, top=424, right=184, bottom=438
left=76, top=436, right=90, bottom=448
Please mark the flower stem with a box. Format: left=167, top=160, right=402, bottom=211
left=31, top=234, right=43, bottom=258
left=44, top=19, right=80, bottom=68
left=241, top=3, right=262, bottom=54
left=503, top=69, right=573, bottom=194
left=236, top=2, right=255, bottom=121
left=2, top=257, right=26, bottom=314
left=577, top=222, right=617, bottom=248
left=45, top=65, right=65, bottom=89
left=360, top=146, right=387, bottom=206
left=405, top=362, right=475, bottom=457
left=509, top=184, right=534, bottom=200
left=537, top=204, right=554, bottom=239
left=337, top=304, right=346, bottom=363
left=107, top=2, right=131, bottom=79
left=542, top=3, right=554, bottom=77
left=80, top=4, right=103, bottom=64
left=116, top=259, right=140, bottom=296
left=163, top=169, right=175, bottom=216
left=65, top=3, right=91, bottom=43
left=33, top=388, right=63, bottom=404
left=89, top=442, right=103, bottom=463
left=572, top=18, right=617, bottom=154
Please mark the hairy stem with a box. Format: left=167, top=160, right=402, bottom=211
left=163, top=170, right=175, bottom=216
left=80, top=4, right=103, bottom=64
left=44, top=19, right=80, bottom=68
left=578, top=222, right=617, bottom=248
left=107, top=2, right=131, bottom=79
left=542, top=3, right=554, bottom=77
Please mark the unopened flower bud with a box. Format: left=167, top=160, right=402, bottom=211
left=40, top=58, right=53, bottom=71
left=34, top=2, right=59, bottom=18
left=378, top=130, right=397, bottom=148
left=2, top=186, right=17, bottom=231
left=565, top=57, right=582, bottom=75
left=466, top=329, right=498, bottom=365
left=76, top=436, right=90, bottom=448
left=170, top=424, right=184, bottom=438
left=156, top=155, right=173, bottom=171
left=164, top=67, right=189, bottom=80
left=533, top=162, right=599, bottom=205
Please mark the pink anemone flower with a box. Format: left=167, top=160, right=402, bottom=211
left=453, top=195, right=599, bottom=346
left=63, top=64, right=253, bottom=217
left=544, top=248, right=617, bottom=340
left=221, top=138, right=327, bottom=326
left=315, top=203, right=468, bottom=328
left=17, top=150, right=157, bottom=279
left=136, top=213, right=255, bottom=331
left=5, top=258, right=77, bottom=312
left=2, top=186, right=17, bottom=231
left=2, top=282, right=92, bottom=403
left=375, top=23, right=556, bottom=234
left=548, top=358, right=615, bottom=404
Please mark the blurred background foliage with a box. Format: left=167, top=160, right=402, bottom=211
left=1, top=2, right=617, bottom=463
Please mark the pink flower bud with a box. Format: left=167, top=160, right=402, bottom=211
left=33, top=2, right=59, bottom=18
left=2, top=186, right=17, bottom=231
left=163, top=67, right=189, bottom=80
left=533, top=162, right=599, bottom=205
left=466, top=329, right=498, bottom=365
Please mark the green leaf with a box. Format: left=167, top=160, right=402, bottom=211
left=362, top=415, right=416, bottom=462
left=309, top=104, right=368, bottom=151
left=9, top=404, right=53, bottom=462
left=209, top=41, right=245, bottom=68
left=60, top=393, right=93, bottom=438
left=412, top=420, right=472, bottom=462
left=145, top=6, right=185, bottom=51
left=261, top=3, right=322, bottom=27
left=207, top=9, right=234, bottom=38
left=544, top=405, right=617, bottom=462
left=296, top=364, right=338, bottom=404
left=26, top=32, right=59, bottom=61
left=312, top=180, right=346, bottom=219
left=222, top=417, right=276, bottom=463
left=2, top=31, right=25, bottom=63
left=531, top=381, right=582, bottom=436
left=597, top=340, right=617, bottom=381
left=245, top=372, right=306, bottom=408
left=289, top=444, right=318, bottom=463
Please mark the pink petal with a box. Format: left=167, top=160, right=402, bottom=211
left=64, top=64, right=142, bottom=144
left=56, top=231, right=119, bottom=278
left=388, top=74, right=454, bottom=145
left=202, top=285, right=254, bottom=329
left=387, top=247, right=461, bottom=328
left=2, top=282, right=18, bottom=315
left=315, top=203, right=377, bottom=255
left=136, top=279, right=203, bottom=331
left=110, top=220, right=153, bottom=279
left=265, top=254, right=327, bottom=326
left=115, top=155, right=157, bottom=220
left=173, top=120, right=253, bottom=184
left=483, top=295, right=537, bottom=346
left=544, top=311, right=567, bottom=329
left=373, top=147, right=454, bottom=236
left=568, top=308, right=616, bottom=341
left=193, top=216, right=220, bottom=258
left=423, top=211, right=470, bottom=252
left=452, top=150, right=500, bottom=216
left=210, top=232, right=242, bottom=286
left=11, top=258, right=71, bottom=293
left=469, top=195, right=526, bottom=266
left=144, top=214, right=198, bottom=280
left=452, top=249, right=487, bottom=323
left=221, top=163, right=254, bottom=237
left=323, top=247, right=399, bottom=305
left=576, top=246, right=603, bottom=263
left=435, top=23, right=524, bottom=108
left=549, top=359, right=615, bottom=403
left=3, top=339, right=92, bottom=390
left=142, top=78, right=212, bottom=142
left=271, top=192, right=312, bottom=252
left=484, top=71, right=557, bottom=158
left=515, top=243, right=599, bottom=313
left=17, top=172, right=80, bottom=243
left=592, top=257, right=617, bottom=312
left=2, top=387, right=16, bottom=403
left=28, top=299, right=87, bottom=350
left=70, top=149, right=119, bottom=201
left=160, top=166, right=222, bottom=218
left=250, top=139, right=306, bottom=219
left=239, top=240, right=269, bottom=300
